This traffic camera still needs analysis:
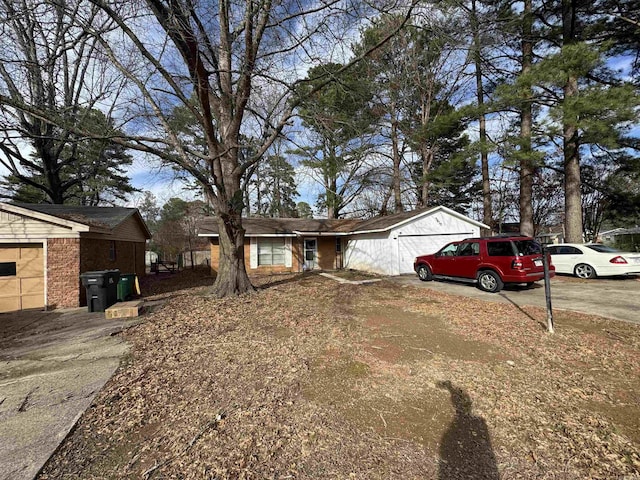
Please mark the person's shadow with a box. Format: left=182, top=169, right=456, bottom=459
left=437, top=381, right=499, bottom=480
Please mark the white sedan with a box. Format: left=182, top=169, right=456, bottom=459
left=546, top=243, right=640, bottom=278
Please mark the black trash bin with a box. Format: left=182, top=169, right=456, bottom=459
left=80, top=270, right=120, bottom=312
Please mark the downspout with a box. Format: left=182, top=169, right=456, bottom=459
left=43, top=239, right=48, bottom=311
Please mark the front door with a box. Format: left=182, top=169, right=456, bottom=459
left=304, top=238, right=317, bottom=270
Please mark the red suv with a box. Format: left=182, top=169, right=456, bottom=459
left=413, top=236, right=554, bottom=293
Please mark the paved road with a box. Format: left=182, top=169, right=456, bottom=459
left=392, top=274, right=640, bottom=324
left=0, top=308, right=142, bottom=480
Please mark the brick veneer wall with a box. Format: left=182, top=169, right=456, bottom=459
left=78, top=239, right=145, bottom=305
left=80, top=239, right=146, bottom=276
left=47, top=238, right=81, bottom=308
left=209, top=236, right=340, bottom=274
left=210, top=237, right=301, bottom=274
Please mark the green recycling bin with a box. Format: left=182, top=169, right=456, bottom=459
left=117, top=273, right=137, bottom=301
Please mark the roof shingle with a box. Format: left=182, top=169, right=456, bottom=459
left=199, top=217, right=361, bottom=235
left=14, top=203, right=139, bottom=230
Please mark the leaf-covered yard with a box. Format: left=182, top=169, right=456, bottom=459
left=39, top=271, right=640, bottom=479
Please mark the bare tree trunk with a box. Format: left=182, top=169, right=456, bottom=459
left=519, top=0, right=535, bottom=237
left=326, top=174, right=338, bottom=219
left=471, top=0, right=492, bottom=236
left=210, top=191, right=254, bottom=297
left=562, top=0, right=583, bottom=243
left=419, top=146, right=435, bottom=208
left=391, top=112, right=403, bottom=213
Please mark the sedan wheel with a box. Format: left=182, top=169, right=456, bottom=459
left=477, top=271, right=504, bottom=293
left=417, top=264, right=432, bottom=281
left=574, top=263, right=596, bottom=279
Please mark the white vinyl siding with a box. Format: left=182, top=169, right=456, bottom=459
left=285, top=238, right=292, bottom=267
left=0, top=210, right=77, bottom=240
left=344, top=209, right=481, bottom=275
left=250, top=237, right=257, bottom=268
left=258, top=238, right=286, bottom=266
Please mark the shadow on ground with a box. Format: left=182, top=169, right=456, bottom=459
left=438, top=381, right=499, bottom=480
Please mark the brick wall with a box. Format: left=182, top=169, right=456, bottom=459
left=47, top=238, right=81, bottom=308
left=80, top=239, right=146, bottom=276
left=78, top=239, right=146, bottom=306
left=209, top=236, right=340, bottom=274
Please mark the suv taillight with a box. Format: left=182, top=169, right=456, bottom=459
left=511, top=259, right=523, bottom=269
left=610, top=256, right=628, bottom=264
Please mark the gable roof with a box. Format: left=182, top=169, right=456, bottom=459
left=2, top=203, right=151, bottom=238
left=199, top=217, right=360, bottom=236
left=199, top=206, right=488, bottom=237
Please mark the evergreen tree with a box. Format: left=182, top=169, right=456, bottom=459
left=357, top=12, right=476, bottom=213
left=296, top=202, right=313, bottom=219
left=253, top=154, right=299, bottom=218
left=1, top=108, right=136, bottom=205
left=492, top=0, right=640, bottom=240
left=293, top=62, right=378, bottom=218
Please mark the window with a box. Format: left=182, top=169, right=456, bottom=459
left=0, top=262, right=16, bottom=276
left=558, top=246, right=582, bottom=255
left=513, top=240, right=542, bottom=255
left=258, top=238, right=285, bottom=266
left=487, top=241, right=514, bottom=256
left=438, top=243, right=459, bottom=257
left=457, top=242, right=479, bottom=256
left=586, top=244, right=619, bottom=253
left=336, top=237, right=342, bottom=253
left=109, top=241, right=117, bottom=261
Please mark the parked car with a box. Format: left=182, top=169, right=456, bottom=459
left=545, top=243, right=640, bottom=278
left=413, top=236, right=554, bottom=293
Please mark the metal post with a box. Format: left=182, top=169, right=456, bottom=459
left=542, top=246, right=554, bottom=333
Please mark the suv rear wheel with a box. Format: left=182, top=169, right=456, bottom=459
left=477, top=270, right=504, bottom=293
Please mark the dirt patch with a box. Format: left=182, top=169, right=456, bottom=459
left=362, top=305, right=506, bottom=363
left=38, top=273, right=640, bottom=479
left=326, top=269, right=383, bottom=281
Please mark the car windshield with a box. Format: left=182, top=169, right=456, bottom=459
left=586, top=244, right=621, bottom=253
left=512, top=239, right=542, bottom=255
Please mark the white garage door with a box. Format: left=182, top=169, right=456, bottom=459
left=397, top=234, right=472, bottom=274
left=0, top=244, right=45, bottom=313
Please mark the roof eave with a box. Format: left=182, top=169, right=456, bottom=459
left=1, top=203, right=93, bottom=232
left=198, top=233, right=298, bottom=237
left=352, top=206, right=489, bottom=234
left=291, top=230, right=351, bottom=236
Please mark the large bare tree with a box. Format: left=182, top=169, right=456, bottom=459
left=0, top=0, right=129, bottom=204
left=1, top=0, right=414, bottom=296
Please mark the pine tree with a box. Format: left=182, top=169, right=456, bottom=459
left=1, top=108, right=136, bottom=205
left=294, top=63, right=378, bottom=218
left=253, top=155, right=299, bottom=218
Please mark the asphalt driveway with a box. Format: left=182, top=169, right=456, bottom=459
left=0, top=308, right=142, bottom=480
left=393, top=274, right=640, bottom=324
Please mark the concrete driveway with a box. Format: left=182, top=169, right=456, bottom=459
left=0, top=308, right=142, bottom=480
left=393, top=274, right=640, bottom=324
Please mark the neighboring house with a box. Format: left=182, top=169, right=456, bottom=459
left=536, top=225, right=565, bottom=245
left=600, top=227, right=640, bottom=252
left=200, top=206, right=488, bottom=276
left=0, top=203, right=151, bottom=313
